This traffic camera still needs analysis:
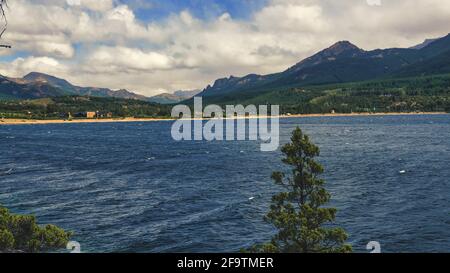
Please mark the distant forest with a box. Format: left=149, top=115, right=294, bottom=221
left=201, top=74, right=450, bottom=115
left=0, top=96, right=172, bottom=119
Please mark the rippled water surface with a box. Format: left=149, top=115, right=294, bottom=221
left=1, top=115, right=449, bottom=252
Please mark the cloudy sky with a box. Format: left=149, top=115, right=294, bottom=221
left=0, top=0, right=449, bottom=96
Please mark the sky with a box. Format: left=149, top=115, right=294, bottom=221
left=0, top=0, right=449, bottom=96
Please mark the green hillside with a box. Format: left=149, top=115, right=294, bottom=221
left=203, top=74, right=450, bottom=114
left=197, top=34, right=450, bottom=103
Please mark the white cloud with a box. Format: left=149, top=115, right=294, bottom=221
left=79, top=0, right=114, bottom=12
left=66, top=0, right=114, bottom=11
left=87, top=46, right=175, bottom=72
left=366, top=0, right=382, bottom=6
left=254, top=4, right=329, bottom=33
left=0, top=0, right=449, bottom=96
left=0, top=56, right=68, bottom=78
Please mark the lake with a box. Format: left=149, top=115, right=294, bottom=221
left=1, top=114, right=449, bottom=253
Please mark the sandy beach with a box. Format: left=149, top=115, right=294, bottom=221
left=0, top=112, right=447, bottom=125
left=0, top=117, right=175, bottom=125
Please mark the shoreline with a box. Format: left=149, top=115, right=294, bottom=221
left=0, top=112, right=447, bottom=125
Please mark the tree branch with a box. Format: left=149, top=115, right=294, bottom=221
left=0, top=0, right=10, bottom=48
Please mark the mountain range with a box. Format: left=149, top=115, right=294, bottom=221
left=148, top=90, right=201, bottom=104
left=0, top=72, right=199, bottom=104
left=1, top=34, right=450, bottom=104
left=0, top=72, right=149, bottom=101
left=197, top=34, right=450, bottom=102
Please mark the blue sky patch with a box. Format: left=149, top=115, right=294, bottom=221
left=122, top=0, right=269, bottom=21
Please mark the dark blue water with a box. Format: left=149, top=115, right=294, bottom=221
left=1, top=115, right=449, bottom=253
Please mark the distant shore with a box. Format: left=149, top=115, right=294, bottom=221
left=0, top=117, right=174, bottom=125
left=0, top=112, right=447, bottom=125
left=283, top=111, right=448, bottom=118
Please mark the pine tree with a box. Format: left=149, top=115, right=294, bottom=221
left=250, top=127, right=352, bottom=253
left=0, top=205, right=72, bottom=253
